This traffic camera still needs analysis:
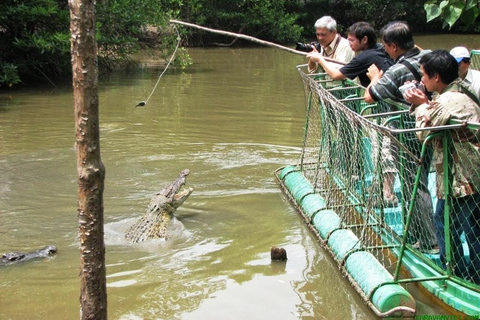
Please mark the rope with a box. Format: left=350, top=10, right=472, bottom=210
left=136, top=24, right=181, bottom=107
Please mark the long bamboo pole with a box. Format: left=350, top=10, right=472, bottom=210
left=169, top=19, right=345, bottom=65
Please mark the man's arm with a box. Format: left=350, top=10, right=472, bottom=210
left=307, top=52, right=345, bottom=79
left=306, top=46, right=320, bottom=73
left=364, top=64, right=383, bottom=103
left=404, top=87, right=429, bottom=113
left=413, top=99, right=452, bottom=141
left=364, top=85, right=375, bottom=103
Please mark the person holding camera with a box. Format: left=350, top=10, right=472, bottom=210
left=363, top=21, right=438, bottom=254
left=364, top=21, right=430, bottom=104
left=404, top=50, right=480, bottom=283
left=305, top=16, right=354, bottom=73
left=306, top=21, right=393, bottom=87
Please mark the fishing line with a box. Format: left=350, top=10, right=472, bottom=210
left=136, top=24, right=182, bottom=107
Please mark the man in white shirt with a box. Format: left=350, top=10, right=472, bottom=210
left=450, top=46, right=480, bottom=98
left=308, top=16, right=355, bottom=72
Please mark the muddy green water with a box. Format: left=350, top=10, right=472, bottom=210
left=0, top=34, right=477, bottom=319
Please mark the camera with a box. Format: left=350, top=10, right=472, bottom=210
left=295, top=41, right=321, bottom=53
left=399, top=82, right=424, bottom=95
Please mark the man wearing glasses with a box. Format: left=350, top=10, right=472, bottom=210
left=307, top=16, right=355, bottom=73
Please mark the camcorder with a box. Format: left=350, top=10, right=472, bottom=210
left=399, top=81, right=432, bottom=99
left=295, top=41, right=322, bottom=53
left=399, top=82, right=425, bottom=95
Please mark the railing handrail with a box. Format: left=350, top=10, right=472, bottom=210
left=296, top=62, right=480, bottom=290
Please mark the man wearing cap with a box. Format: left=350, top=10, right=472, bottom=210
left=450, top=46, right=480, bottom=98
left=404, top=50, right=480, bottom=283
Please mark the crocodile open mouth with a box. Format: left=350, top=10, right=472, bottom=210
left=172, top=186, right=193, bottom=207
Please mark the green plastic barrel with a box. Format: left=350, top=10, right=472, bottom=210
left=300, top=194, right=327, bottom=219
left=278, top=164, right=416, bottom=315
left=327, top=229, right=361, bottom=260
left=280, top=166, right=327, bottom=217
left=345, top=251, right=416, bottom=313
left=311, top=209, right=341, bottom=239
left=279, top=165, right=299, bottom=180
left=282, top=170, right=314, bottom=203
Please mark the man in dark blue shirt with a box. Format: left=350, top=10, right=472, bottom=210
left=307, top=21, right=393, bottom=87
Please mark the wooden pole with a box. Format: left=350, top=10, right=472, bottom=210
left=169, top=19, right=345, bottom=65
left=69, top=0, right=108, bottom=319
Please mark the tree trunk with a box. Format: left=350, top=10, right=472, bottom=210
left=69, top=0, right=108, bottom=319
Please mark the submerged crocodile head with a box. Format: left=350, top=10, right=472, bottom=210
left=1, top=245, right=57, bottom=266
left=39, top=245, right=57, bottom=256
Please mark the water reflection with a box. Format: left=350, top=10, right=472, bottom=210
left=415, top=34, right=480, bottom=51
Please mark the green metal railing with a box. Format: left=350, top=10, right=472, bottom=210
left=471, top=49, right=480, bottom=71
left=286, top=64, right=480, bottom=308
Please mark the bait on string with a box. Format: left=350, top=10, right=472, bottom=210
left=135, top=19, right=346, bottom=108
left=135, top=24, right=182, bottom=108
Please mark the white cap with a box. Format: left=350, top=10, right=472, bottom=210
left=450, top=46, right=470, bottom=63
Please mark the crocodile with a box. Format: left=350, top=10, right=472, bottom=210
left=125, top=169, right=193, bottom=243
left=1, top=245, right=57, bottom=266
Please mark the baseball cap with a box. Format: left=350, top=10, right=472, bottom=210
left=450, top=46, right=470, bottom=63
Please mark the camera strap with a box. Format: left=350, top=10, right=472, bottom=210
left=400, top=59, right=422, bottom=82
left=457, top=81, right=480, bottom=107
left=322, top=35, right=341, bottom=58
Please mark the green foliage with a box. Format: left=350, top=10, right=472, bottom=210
left=178, top=0, right=303, bottom=45
left=0, top=0, right=71, bottom=86
left=1, top=0, right=480, bottom=88
left=296, top=0, right=429, bottom=40
left=174, top=47, right=193, bottom=70
left=0, top=0, right=185, bottom=87
left=0, top=63, right=21, bottom=88
left=333, top=0, right=428, bottom=32
left=425, top=0, right=480, bottom=29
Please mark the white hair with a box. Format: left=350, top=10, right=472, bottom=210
left=314, top=16, right=337, bottom=31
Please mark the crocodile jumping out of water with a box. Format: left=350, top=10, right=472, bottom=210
left=125, top=169, right=193, bottom=243
left=1, top=245, right=57, bottom=266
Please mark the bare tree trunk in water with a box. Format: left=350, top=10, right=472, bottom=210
left=69, top=0, right=107, bottom=319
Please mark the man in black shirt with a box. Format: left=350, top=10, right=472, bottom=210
left=307, top=21, right=393, bottom=87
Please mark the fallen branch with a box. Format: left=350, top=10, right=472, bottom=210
left=211, top=22, right=248, bottom=47
left=169, top=19, right=345, bottom=65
